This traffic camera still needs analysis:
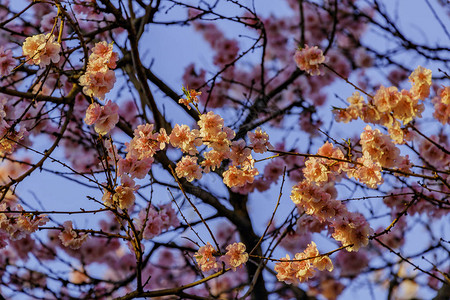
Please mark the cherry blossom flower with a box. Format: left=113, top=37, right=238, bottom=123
left=195, top=242, right=219, bottom=272
left=304, top=242, right=333, bottom=272
left=169, top=124, right=201, bottom=155
left=157, top=128, right=170, bottom=150
left=79, top=41, right=118, bottom=100
left=16, top=214, right=49, bottom=235
left=351, top=152, right=384, bottom=189
left=113, top=175, right=140, bottom=209
left=102, top=175, right=140, bottom=209
left=331, top=212, right=372, bottom=252
left=0, top=47, right=15, bottom=76
left=79, top=69, right=116, bottom=100
left=175, top=156, right=202, bottom=182
left=275, top=242, right=333, bottom=284
left=247, top=127, right=273, bottom=153
left=198, top=111, right=224, bottom=140
left=197, top=111, right=235, bottom=152
left=303, top=157, right=330, bottom=183
left=220, top=242, right=248, bottom=271
left=22, top=33, right=61, bottom=67
left=223, top=164, right=259, bottom=188
left=84, top=100, right=119, bottom=135
left=58, top=221, right=88, bottom=249
left=409, top=66, right=432, bottom=100
left=360, top=125, right=400, bottom=168
left=228, top=140, right=251, bottom=166
left=201, top=149, right=226, bottom=173
left=291, top=180, right=341, bottom=222
left=274, top=254, right=299, bottom=284
left=90, top=41, right=118, bottom=69
left=294, top=45, right=326, bottom=76
left=373, top=85, right=400, bottom=113
left=84, top=102, right=101, bottom=125
left=118, top=156, right=153, bottom=179
left=126, top=123, right=160, bottom=159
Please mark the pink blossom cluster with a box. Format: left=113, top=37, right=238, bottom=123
left=330, top=212, right=373, bottom=252
left=409, top=66, right=432, bottom=100
left=303, top=142, right=346, bottom=184
left=356, top=125, right=412, bottom=183
left=210, top=126, right=266, bottom=188
left=432, top=86, right=450, bottom=125
left=359, top=125, right=404, bottom=168
left=293, top=45, right=326, bottom=76
left=170, top=124, right=202, bottom=155
left=334, top=66, right=431, bottom=144
left=58, top=221, right=88, bottom=250
left=291, top=181, right=340, bottom=222
left=198, top=111, right=234, bottom=152
left=22, top=33, right=60, bottom=67
left=175, top=155, right=202, bottom=182
left=102, top=174, right=140, bottom=209
left=223, top=163, right=259, bottom=188
left=79, top=41, right=118, bottom=100
left=291, top=142, right=374, bottom=250
left=247, top=127, right=273, bottom=153
left=0, top=203, right=49, bottom=245
left=127, top=123, right=169, bottom=160
left=274, top=242, right=333, bottom=284
left=349, top=152, right=384, bottom=189
left=120, top=109, right=266, bottom=196
left=291, top=182, right=372, bottom=251
left=84, top=100, right=119, bottom=135
left=168, top=110, right=262, bottom=187
left=194, top=242, right=248, bottom=273
left=135, top=204, right=180, bottom=240
left=0, top=47, right=15, bottom=76
left=118, top=156, right=154, bottom=179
